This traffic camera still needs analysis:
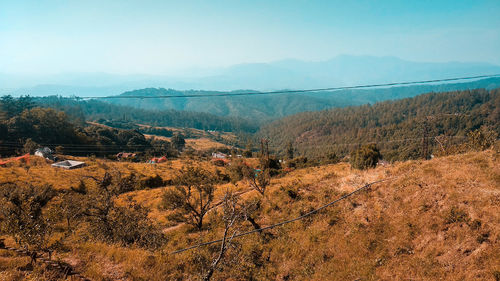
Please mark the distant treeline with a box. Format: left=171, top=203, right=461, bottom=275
left=105, top=77, right=500, bottom=120
left=34, top=96, right=259, bottom=133
left=259, top=88, right=500, bottom=161
left=97, top=120, right=174, bottom=137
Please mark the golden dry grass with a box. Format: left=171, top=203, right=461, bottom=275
left=0, top=150, right=499, bottom=280
left=145, top=135, right=230, bottom=151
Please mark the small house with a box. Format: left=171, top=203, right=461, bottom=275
left=52, top=160, right=85, bottom=169
left=148, top=156, right=167, bottom=164
left=116, top=152, right=136, bottom=160
left=211, top=152, right=228, bottom=159
left=377, top=160, right=390, bottom=166
left=35, top=147, right=56, bottom=161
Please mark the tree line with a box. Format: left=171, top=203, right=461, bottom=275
left=259, top=88, right=500, bottom=162
left=35, top=96, right=259, bottom=133
left=0, top=95, right=184, bottom=158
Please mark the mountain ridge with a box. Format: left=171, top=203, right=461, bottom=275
left=4, top=55, right=500, bottom=96
left=104, top=77, right=500, bottom=120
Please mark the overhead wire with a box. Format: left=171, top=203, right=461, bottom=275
left=0, top=135, right=468, bottom=151
left=171, top=178, right=390, bottom=254
left=75, top=74, right=500, bottom=99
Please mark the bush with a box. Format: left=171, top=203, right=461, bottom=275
left=493, top=270, right=500, bottom=281
left=466, top=128, right=498, bottom=151
left=226, top=160, right=253, bottom=183
left=140, top=174, right=165, bottom=189
left=242, top=150, right=253, bottom=157
left=0, top=183, right=56, bottom=251
left=287, top=156, right=308, bottom=168
left=445, top=206, right=469, bottom=224
left=350, top=144, right=381, bottom=170
left=82, top=174, right=166, bottom=248
left=108, top=202, right=166, bottom=249
left=212, top=159, right=227, bottom=167
left=23, top=138, right=39, bottom=154
left=162, top=166, right=220, bottom=230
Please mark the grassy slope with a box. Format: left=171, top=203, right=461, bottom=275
left=0, top=150, right=499, bottom=280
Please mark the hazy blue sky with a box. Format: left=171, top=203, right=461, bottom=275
left=1, top=0, right=499, bottom=75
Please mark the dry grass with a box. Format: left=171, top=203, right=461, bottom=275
left=0, top=150, right=499, bottom=280
left=144, top=135, right=230, bottom=151
left=0, top=156, right=215, bottom=190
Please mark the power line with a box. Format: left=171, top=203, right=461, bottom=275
left=171, top=178, right=390, bottom=254
left=77, top=74, right=500, bottom=100
left=0, top=135, right=468, bottom=150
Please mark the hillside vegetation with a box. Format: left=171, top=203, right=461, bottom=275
left=260, top=88, right=500, bottom=161
left=0, top=96, right=247, bottom=158
left=104, top=77, right=500, bottom=120
left=35, top=96, right=258, bottom=133
left=0, top=148, right=499, bottom=280
left=0, top=81, right=499, bottom=281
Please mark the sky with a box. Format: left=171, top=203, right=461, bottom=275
left=1, top=0, right=499, bottom=75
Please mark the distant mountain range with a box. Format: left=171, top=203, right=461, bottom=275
left=104, top=77, right=500, bottom=121
left=3, top=55, right=500, bottom=96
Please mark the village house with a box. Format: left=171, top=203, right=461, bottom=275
left=34, top=147, right=56, bottom=161
left=52, top=160, right=86, bottom=169
left=211, top=152, right=228, bottom=159
left=116, top=152, right=136, bottom=160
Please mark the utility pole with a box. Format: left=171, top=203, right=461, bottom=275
left=260, top=138, right=269, bottom=161
left=422, top=116, right=431, bottom=160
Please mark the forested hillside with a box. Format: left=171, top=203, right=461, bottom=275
left=34, top=96, right=258, bottom=132
left=103, top=77, right=500, bottom=120
left=0, top=96, right=179, bottom=157
left=259, top=88, right=500, bottom=161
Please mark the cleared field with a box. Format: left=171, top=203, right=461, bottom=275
left=144, top=135, right=230, bottom=151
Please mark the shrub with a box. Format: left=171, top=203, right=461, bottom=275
left=493, top=271, right=500, bottom=281
left=82, top=174, right=166, bottom=248
left=287, top=156, right=308, bottom=169
left=350, top=144, right=381, bottom=170
left=469, top=219, right=482, bottom=230
left=242, top=150, right=253, bottom=157
left=280, top=185, right=299, bottom=200
left=226, top=160, right=253, bottom=183
left=0, top=183, right=56, bottom=251
left=445, top=206, right=469, bottom=224
left=476, top=232, right=489, bottom=244
left=466, top=128, right=498, bottom=151
left=22, top=138, right=38, bottom=154
left=212, top=159, right=227, bottom=167
left=108, top=202, right=166, bottom=249
left=321, top=152, right=340, bottom=165
left=115, top=173, right=138, bottom=193
left=140, top=174, right=164, bottom=189
left=162, top=166, right=219, bottom=230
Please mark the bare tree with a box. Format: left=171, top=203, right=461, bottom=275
left=0, top=183, right=56, bottom=254
left=202, top=191, right=241, bottom=281
left=82, top=173, right=165, bottom=248
left=162, top=166, right=219, bottom=230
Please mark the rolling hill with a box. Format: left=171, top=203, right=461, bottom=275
left=259, top=88, right=500, bottom=160
left=0, top=148, right=498, bottom=280
left=104, top=77, right=500, bottom=120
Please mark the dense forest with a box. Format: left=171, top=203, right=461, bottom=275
left=259, top=88, right=500, bottom=161
left=104, top=77, right=500, bottom=120
left=34, top=96, right=258, bottom=133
